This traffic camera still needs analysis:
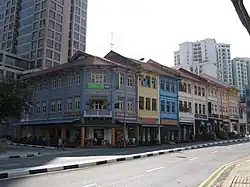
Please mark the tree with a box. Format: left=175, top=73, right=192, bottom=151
left=0, top=79, right=33, bottom=124
left=231, top=0, right=250, bottom=35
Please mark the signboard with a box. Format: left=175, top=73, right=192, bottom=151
left=87, top=83, right=110, bottom=90
left=63, top=111, right=81, bottom=117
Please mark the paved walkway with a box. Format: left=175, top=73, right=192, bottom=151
left=223, top=159, right=250, bottom=187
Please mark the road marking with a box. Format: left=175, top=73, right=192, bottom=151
left=225, top=147, right=230, bottom=149
left=146, top=166, right=165, bottom=172
left=212, top=151, right=218, bottom=154
left=198, top=155, right=250, bottom=187
left=188, top=157, right=198, bottom=161
left=81, top=183, right=97, bottom=187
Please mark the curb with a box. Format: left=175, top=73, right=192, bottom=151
left=0, top=152, right=41, bottom=160
left=8, top=142, right=56, bottom=150
left=0, top=138, right=249, bottom=180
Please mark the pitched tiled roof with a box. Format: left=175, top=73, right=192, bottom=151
left=177, top=68, right=207, bottom=83
left=201, top=74, right=230, bottom=89
left=22, top=51, right=125, bottom=79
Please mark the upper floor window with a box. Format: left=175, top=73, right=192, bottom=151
left=118, top=72, right=124, bottom=86
left=202, top=88, right=205, bottom=97
left=68, top=76, right=73, bottom=87
left=151, top=78, right=156, bottom=89
left=160, top=80, right=165, bottom=90
left=128, top=101, right=133, bottom=111
left=42, top=101, right=47, bottom=113
left=67, top=98, right=73, bottom=111
left=75, top=97, right=80, bottom=111
left=194, top=86, right=197, bottom=95
left=187, top=84, right=191, bottom=93
left=139, top=96, right=144, bottom=110
left=57, top=99, right=62, bottom=112
left=128, top=75, right=134, bottom=87
left=116, top=97, right=124, bottom=111
left=36, top=103, right=41, bottom=113
left=182, top=83, right=187, bottom=92
left=146, top=98, right=151, bottom=110
left=171, top=83, right=175, bottom=92
left=145, top=76, right=151, bottom=88
left=91, top=73, right=107, bottom=84
left=52, top=79, right=57, bottom=89
left=166, top=81, right=170, bottom=91
left=198, top=87, right=201, bottom=96
left=152, top=99, right=157, bottom=111
left=76, top=74, right=81, bottom=85
left=51, top=101, right=56, bottom=112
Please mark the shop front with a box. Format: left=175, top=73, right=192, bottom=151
left=16, top=118, right=81, bottom=147
left=140, top=118, right=160, bottom=145
left=194, top=114, right=208, bottom=140
left=160, top=119, right=180, bottom=143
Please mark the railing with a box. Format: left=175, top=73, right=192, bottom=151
left=83, top=110, right=112, bottom=117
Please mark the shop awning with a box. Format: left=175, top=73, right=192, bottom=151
left=162, top=125, right=180, bottom=131
left=14, top=118, right=80, bottom=126
left=141, top=124, right=163, bottom=128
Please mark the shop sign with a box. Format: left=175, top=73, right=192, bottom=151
left=63, top=111, right=81, bottom=117
left=230, top=115, right=239, bottom=119
left=209, top=114, right=219, bottom=118
left=88, top=83, right=104, bottom=89
left=195, top=114, right=207, bottom=119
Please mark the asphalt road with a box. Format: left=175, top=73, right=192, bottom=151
left=1, top=142, right=250, bottom=187
left=0, top=141, right=223, bottom=171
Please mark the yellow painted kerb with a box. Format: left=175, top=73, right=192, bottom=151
left=198, top=155, right=250, bottom=187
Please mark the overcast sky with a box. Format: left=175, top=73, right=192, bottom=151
left=86, top=0, right=250, bottom=67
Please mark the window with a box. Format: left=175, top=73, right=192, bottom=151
left=202, top=104, right=206, bottom=115
left=161, top=100, right=165, bottom=112
left=166, top=81, right=170, bottom=91
left=91, top=73, right=107, bottom=83
left=42, top=101, right=47, bottom=113
left=188, top=84, right=191, bottom=93
left=152, top=78, right=156, bottom=88
left=195, top=103, right=198, bottom=113
left=194, top=86, right=197, bottom=95
left=188, top=102, right=192, bottom=113
left=118, top=73, right=124, bottom=86
left=166, top=101, right=170, bottom=112
left=199, top=104, right=202, bottom=114
left=52, top=80, right=57, bottom=89
left=68, top=76, right=73, bottom=86
left=76, top=74, right=80, bottom=85
left=36, top=103, right=41, bottom=113
left=198, top=87, right=201, bottom=96
left=202, top=88, right=205, bottom=97
left=145, top=76, right=151, bottom=87
left=146, top=98, right=151, bottom=110
left=51, top=101, right=56, bottom=112
left=160, top=80, right=165, bottom=90
left=179, top=100, right=183, bottom=112
left=128, top=102, right=133, bottom=111
left=172, top=101, right=176, bottom=113
left=67, top=98, right=73, bottom=111
left=57, top=100, right=62, bottom=112
left=152, top=99, right=157, bottom=111
left=139, top=97, right=144, bottom=110
left=117, top=97, right=124, bottom=111
left=183, top=83, right=187, bottom=92
left=128, top=75, right=134, bottom=87
left=75, top=97, right=80, bottom=111
left=171, top=83, right=175, bottom=92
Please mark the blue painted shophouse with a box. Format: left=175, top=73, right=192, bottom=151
left=147, top=60, right=180, bottom=142
left=16, top=51, right=140, bottom=147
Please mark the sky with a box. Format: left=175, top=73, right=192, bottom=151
left=86, top=0, right=250, bottom=67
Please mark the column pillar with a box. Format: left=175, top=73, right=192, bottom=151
left=158, top=126, right=161, bottom=144
left=142, top=128, right=145, bottom=143
left=81, top=127, right=85, bottom=147
left=111, top=128, right=116, bottom=146
left=61, top=128, right=66, bottom=139
left=236, top=123, right=241, bottom=135
left=147, top=128, right=150, bottom=142
left=136, top=126, right=140, bottom=145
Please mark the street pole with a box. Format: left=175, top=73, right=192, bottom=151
left=123, top=71, right=127, bottom=148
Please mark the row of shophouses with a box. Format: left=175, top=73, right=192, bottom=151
left=15, top=50, right=247, bottom=147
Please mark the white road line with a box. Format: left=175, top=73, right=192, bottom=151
left=212, top=151, right=218, bottom=154
left=188, top=157, right=198, bottom=161
left=146, top=166, right=165, bottom=173
left=81, top=183, right=97, bottom=187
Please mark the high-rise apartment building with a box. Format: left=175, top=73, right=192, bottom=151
left=232, top=57, right=250, bottom=96
left=0, top=0, right=87, bottom=69
left=174, top=38, right=233, bottom=85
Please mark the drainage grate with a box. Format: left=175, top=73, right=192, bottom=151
left=230, top=176, right=250, bottom=187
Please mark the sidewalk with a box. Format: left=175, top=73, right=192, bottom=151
left=222, top=159, right=250, bottom=187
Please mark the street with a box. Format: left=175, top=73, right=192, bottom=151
left=0, top=141, right=220, bottom=171
left=1, top=142, right=250, bottom=187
